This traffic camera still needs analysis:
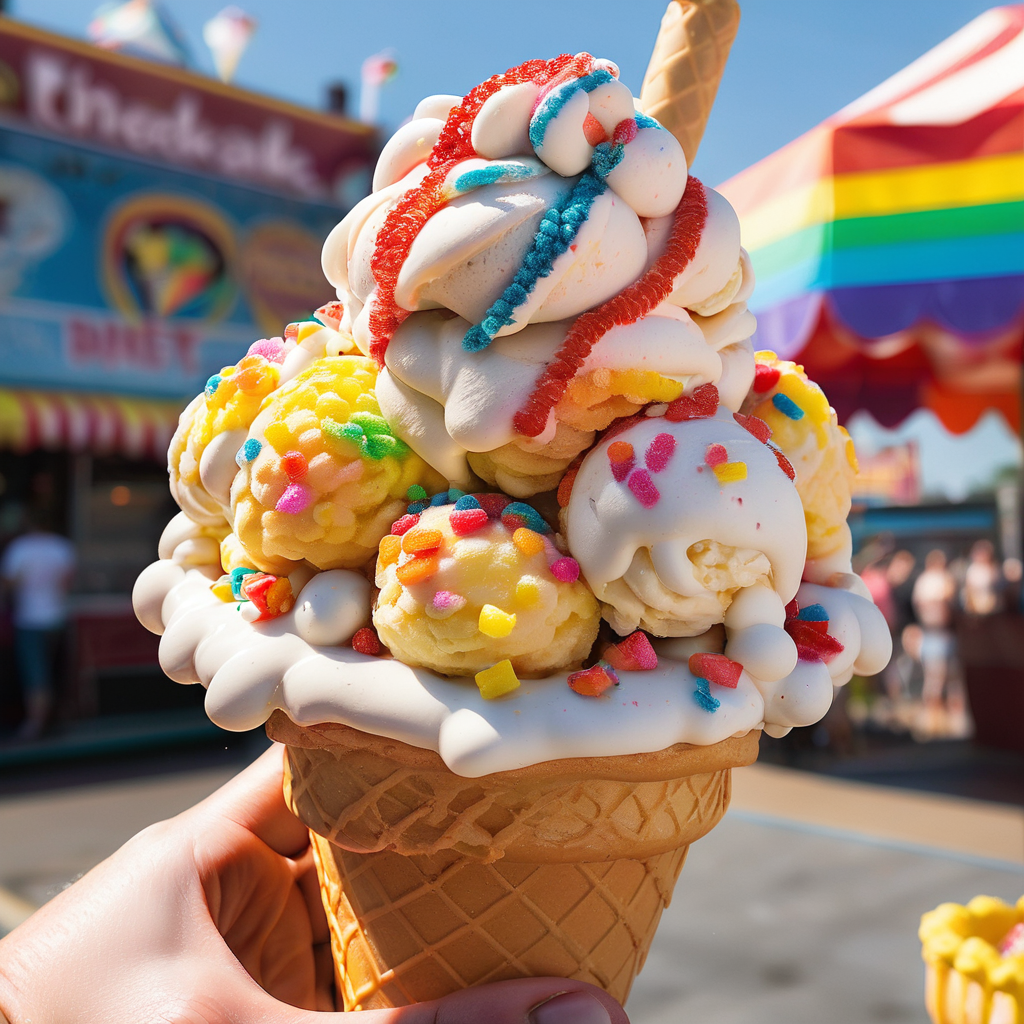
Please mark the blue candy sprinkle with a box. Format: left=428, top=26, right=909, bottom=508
left=452, top=161, right=544, bottom=194
left=528, top=68, right=615, bottom=149
left=772, top=393, right=805, bottom=420
left=797, top=603, right=829, bottom=622
left=447, top=488, right=465, bottom=502
left=454, top=495, right=481, bottom=511
left=503, top=501, right=550, bottom=533
left=430, top=492, right=449, bottom=507
left=234, top=438, right=262, bottom=468
left=205, top=374, right=222, bottom=397
left=229, top=566, right=258, bottom=601
left=633, top=112, right=659, bottom=130
left=693, top=676, right=720, bottom=713
left=407, top=502, right=426, bottom=514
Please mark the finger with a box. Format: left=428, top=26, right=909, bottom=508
left=193, top=743, right=310, bottom=858
left=245, top=976, right=629, bottom=1024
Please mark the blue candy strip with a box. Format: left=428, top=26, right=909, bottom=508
left=528, top=67, right=615, bottom=150
left=453, top=161, right=546, bottom=195
left=633, top=112, right=659, bottom=130
left=462, top=172, right=607, bottom=352
left=454, top=495, right=481, bottom=511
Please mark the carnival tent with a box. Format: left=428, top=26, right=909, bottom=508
left=718, top=4, right=1024, bottom=434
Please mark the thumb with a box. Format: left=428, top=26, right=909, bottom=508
left=250, top=977, right=629, bottom=1024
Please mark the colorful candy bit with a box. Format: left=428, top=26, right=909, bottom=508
left=688, top=653, right=743, bottom=688
left=772, top=392, right=805, bottom=420
left=513, top=528, right=545, bottom=556
left=501, top=501, right=549, bottom=534
left=582, top=111, right=608, bottom=145
left=772, top=446, right=796, bottom=480
left=241, top=573, right=294, bottom=621
left=475, top=659, right=521, bottom=699
left=693, top=676, right=721, bottom=713
left=713, top=461, right=747, bottom=485
left=454, top=494, right=481, bottom=511
left=247, top=338, right=286, bottom=363
left=276, top=482, right=312, bottom=514
left=391, top=513, right=420, bottom=536
left=515, top=577, right=541, bottom=607
left=645, top=433, right=676, bottom=473
left=235, top=437, right=262, bottom=467
left=210, top=577, right=234, bottom=602
left=753, top=363, right=780, bottom=392
left=314, top=301, right=344, bottom=330
left=664, top=383, right=718, bottom=422
left=378, top=534, right=401, bottom=568
left=733, top=412, right=772, bottom=444
left=406, top=484, right=428, bottom=501
left=479, top=604, right=516, bottom=638
left=604, top=631, right=658, bottom=671
left=476, top=493, right=511, bottom=519
left=786, top=621, right=845, bottom=662
left=281, top=451, right=308, bottom=480
left=229, top=566, right=258, bottom=600
left=402, top=527, right=442, bottom=555
left=396, top=555, right=439, bottom=585
left=447, top=488, right=465, bottom=502
left=704, top=443, right=727, bottom=467
left=351, top=626, right=381, bottom=656
left=607, top=441, right=635, bottom=482
left=550, top=557, right=580, bottom=583
left=797, top=603, right=830, bottom=623
left=205, top=374, right=222, bottom=397
left=568, top=662, right=619, bottom=697
left=450, top=507, right=489, bottom=536
left=627, top=468, right=660, bottom=508
left=432, top=590, right=466, bottom=613
left=430, top=491, right=449, bottom=507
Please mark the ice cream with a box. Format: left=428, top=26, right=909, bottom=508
left=134, top=29, right=891, bottom=1013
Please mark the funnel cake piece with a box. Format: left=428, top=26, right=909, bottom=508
left=373, top=494, right=599, bottom=678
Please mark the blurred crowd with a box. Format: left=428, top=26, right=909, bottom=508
left=854, top=537, right=1022, bottom=742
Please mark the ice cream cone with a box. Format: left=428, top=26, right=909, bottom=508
left=639, top=0, right=741, bottom=168
left=267, top=711, right=759, bottom=1009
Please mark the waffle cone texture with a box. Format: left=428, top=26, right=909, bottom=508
left=640, top=0, right=741, bottom=167
left=267, top=712, right=759, bottom=1009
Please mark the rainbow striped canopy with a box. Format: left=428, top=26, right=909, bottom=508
left=719, top=5, right=1024, bottom=434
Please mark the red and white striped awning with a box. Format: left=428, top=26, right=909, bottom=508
left=0, top=389, right=183, bottom=460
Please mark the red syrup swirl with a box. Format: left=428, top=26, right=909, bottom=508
left=512, top=176, right=709, bottom=438
left=367, top=53, right=595, bottom=366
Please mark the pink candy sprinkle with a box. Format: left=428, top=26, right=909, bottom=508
left=704, top=443, right=727, bottom=467
left=628, top=469, right=660, bottom=508
left=604, top=631, right=658, bottom=671
left=607, top=440, right=635, bottom=482
left=247, top=338, right=286, bottom=364
left=391, top=513, right=420, bottom=536
left=433, top=590, right=465, bottom=611
left=450, top=508, right=489, bottom=535
left=688, top=652, right=743, bottom=688
left=476, top=493, right=510, bottom=519
left=550, top=556, right=580, bottom=583
left=645, top=432, right=676, bottom=473
left=568, top=663, right=618, bottom=697
left=275, top=482, right=311, bottom=514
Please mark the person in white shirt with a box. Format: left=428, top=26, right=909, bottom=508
left=1, top=512, right=76, bottom=740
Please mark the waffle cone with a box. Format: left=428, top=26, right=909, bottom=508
left=267, top=711, right=759, bottom=1009
left=639, top=0, right=741, bottom=168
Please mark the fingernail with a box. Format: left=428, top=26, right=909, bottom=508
left=529, top=990, right=613, bottom=1024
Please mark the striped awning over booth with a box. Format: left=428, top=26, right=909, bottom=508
left=0, top=389, right=183, bottom=460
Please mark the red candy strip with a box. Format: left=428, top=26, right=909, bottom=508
left=786, top=620, right=845, bottom=663
left=688, top=652, right=743, bottom=688
left=391, top=513, right=420, bottom=536
left=772, top=446, right=796, bottom=481
left=476, top=493, right=511, bottom=519
left=513, top=177, right=709, bottom=437
left=645, top=432, right=676, bottom=473
left=627, top=469, right=660, bottom=508
left=704, top=443, right=727, bottom=467
left=450, top=508, right=489, bottom=535
left=665, top=382, right=719, bottom=422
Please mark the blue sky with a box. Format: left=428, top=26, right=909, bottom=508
left=11, top=0, right=1022, bottom=496
left=14, top=0, right=1004, bottom=186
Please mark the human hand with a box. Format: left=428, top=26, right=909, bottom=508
left=0, top=745, right=628, bottom=1024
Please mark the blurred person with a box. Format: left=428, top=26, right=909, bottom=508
left=1001, top=557, right=1022, bottom=613
left=962, top=539, right=1002, bottom=615
left=911, top=549, right=960, bottom=737
left=0, top=745, right=626, bottom=1024
left=0, top=508, right=75, bottom=740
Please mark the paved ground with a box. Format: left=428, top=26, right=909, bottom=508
left=1, top=752, right=1021, bottom=1022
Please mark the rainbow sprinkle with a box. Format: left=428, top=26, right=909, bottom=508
left=772, top=393, right=805, bottom=420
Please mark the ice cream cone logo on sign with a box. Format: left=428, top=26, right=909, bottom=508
left=239, top=220, right=330, bottom=336
left=102, top=194, right=236, bottom=322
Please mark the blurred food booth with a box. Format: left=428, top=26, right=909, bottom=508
left=0, top=16, right=375, bottom=735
